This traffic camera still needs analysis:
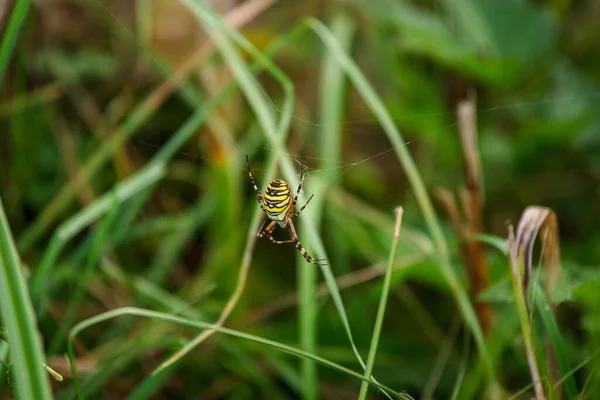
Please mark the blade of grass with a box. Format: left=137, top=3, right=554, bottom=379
left=533, top=281, right=578, bottom=399
left=49, top=193, right=121, bottom=354
left=0, top=0, right=31, bottom=94
left=306, top=17, right=493, bottom=381
left=358, top=207, right=404, bottom=400
left=67, top=307, right=411, bottom=400
left=151, top=129, right=288, bottom=374
left=29, top=162, right=166, bottom=311
left=0, top=198, right=52, bottom=399
left=147, top=4, right=302, bottom=375
left=101, top=260, right=262, bottom=400
left=450, top=328, right=471, bottom=400
left=295, top=12, right=354, bottom=400
left=507, top=226, right=545, bottom=400
left=180, top=4, right=377, bottom=384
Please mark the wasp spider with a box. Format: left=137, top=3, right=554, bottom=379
left=246, top=155, right=327, bottom=266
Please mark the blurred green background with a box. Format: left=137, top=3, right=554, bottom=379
left=1, top=0, right=600, bottom=399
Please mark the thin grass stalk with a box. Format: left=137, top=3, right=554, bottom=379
left=184, top=4, right=376, bottom=380
left=67, top=307, right=411, bottom=400
left=0, top=198, right=52, bottom=399
left=149, top=0, right=296, bottom=372
left=450, top=329, right=471, bottom=400
left=358, top=207, right=404, bottom=400
left=0, top=0, right=31, bottom=94
left=296, top=13, right=354, bottom=400
left=533, top=282, right=578, bottom=399
left=152, top=150, right=285, bottom=374
left=100, top=261, right=249, bottom=400
left=507, top=226, right=545, bottom=400
left=456, top=96, right=492, bottom=334
left=306, top=17, right=493, bottom=380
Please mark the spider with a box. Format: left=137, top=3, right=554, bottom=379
left=246, top=155, right=327, bottom=266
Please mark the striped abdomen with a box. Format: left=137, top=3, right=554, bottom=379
left=264, top=179, right=292, bottom=221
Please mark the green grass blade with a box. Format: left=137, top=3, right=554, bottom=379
left=67, top=307, right=411, bottom=400
left=0, top=0, right=32, bottom=94
left=358, top=208, right=404, bottom=400
left=507, top=231, right=545, bottom=399
left=295, top=13, right=355, bottom=400
left=182, top=3, right=376, bottom=382
left=0, top=198, right=53, bottom=399
left=450, top=330, right=470, bottom=400
left=533, top=282, right=578, bottom=399
left=30, top=162, right=167, bottom=309
left=49, top=193, right=121, bottom=354
left=151, top=135, right=288, bottom=374
left=306, top=17, right=493, bottom=381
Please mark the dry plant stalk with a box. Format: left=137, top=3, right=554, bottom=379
left=514, top=206, right=562, bottom=395
left=435, top=92, right=492, bottom=334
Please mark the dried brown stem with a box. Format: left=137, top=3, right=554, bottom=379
left=436, top=93, right=492, bottom=334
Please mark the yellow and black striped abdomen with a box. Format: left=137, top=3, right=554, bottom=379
left=264, top=179, right=292, bottom=221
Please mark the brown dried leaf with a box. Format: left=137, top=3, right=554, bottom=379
left=515, top=206, right=561, bottom=293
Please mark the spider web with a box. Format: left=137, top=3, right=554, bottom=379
left=89, top=0, right=600, bottom=197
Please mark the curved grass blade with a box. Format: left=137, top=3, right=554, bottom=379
left=179, top=1, right=380, bottom=381
left=149, top=0, right=296, bottom=373
left=0, top=198, right=53, bottom=399
left=306, top=17, right=493, bottom=382
left=153, top=4, right=384, bottom=392
left=67, top=307, right=412, bottom=400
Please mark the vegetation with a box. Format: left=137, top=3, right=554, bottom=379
left=1, top=0, right=600, bottom=398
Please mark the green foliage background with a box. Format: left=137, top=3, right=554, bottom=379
left=1, top=0, right=600, bottom=398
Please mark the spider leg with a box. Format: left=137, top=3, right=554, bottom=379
left=291, top=194, right=315, bottom=218
left=259, top=220, right=294, bottom=244
left=246, top=155, right=268, bottom=214
left=257, top=220, right=277, bottom=238
left=288, top=162, right=306, bottom=214
left=267, top=235, right=294, bottom=244
left=287, top=219, right=328, bottom=265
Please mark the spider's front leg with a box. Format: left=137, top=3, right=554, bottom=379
left=292, top=194, right=315, bottom=218
left=246, top=155, right=268, bottom=214
left=288, top=162, right=307, bottom=214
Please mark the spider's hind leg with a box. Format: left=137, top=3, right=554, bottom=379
left=287, top=219, right=328, bottom=266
